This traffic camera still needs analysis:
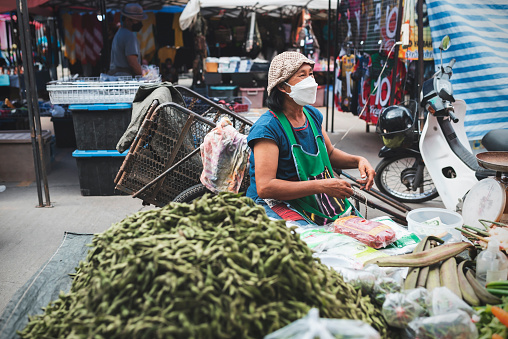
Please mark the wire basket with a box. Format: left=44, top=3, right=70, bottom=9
left=114, top=87, right=252, bottom=206
left=46, top=77, right=161, bottom=105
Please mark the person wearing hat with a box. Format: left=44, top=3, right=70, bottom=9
left=246, top=51, right=375, bottom=225
left=108, top=3, right=147, bottom=77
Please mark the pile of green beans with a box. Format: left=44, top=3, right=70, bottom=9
left=20, top=192, right=387, bottom=339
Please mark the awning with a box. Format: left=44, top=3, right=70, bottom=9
left=0, top=0, right=49, bottom=14
left=427, top=0, right=508, bottom=140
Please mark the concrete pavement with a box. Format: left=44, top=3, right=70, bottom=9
left=0, top=104, right=444, bottom=316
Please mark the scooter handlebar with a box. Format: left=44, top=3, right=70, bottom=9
left=449, top=110, right=459, bottom=123
left=449, top=58, right=456, bottom=68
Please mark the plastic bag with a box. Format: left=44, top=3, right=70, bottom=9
left=333, top=266, right=377, bottom=294
left=50, top=105, right=65, bottom=118
left=362, top=264, right=405, bottom=305
left=408, top=310, right=478, bottom=339
left=200, top=117, right=250, bottom=194
left=327, top=216, right=397, bottom=249
left=428, top=287, right=477, bottom=318
left=264, top=308, right=380, bottom=339
left=372, top=216, right=421, bottom=255
left=179, top=0, right=201, bottom=30
left=299, top=228, right=388, bottom=269
left=382, top=288, right=429, bottom=328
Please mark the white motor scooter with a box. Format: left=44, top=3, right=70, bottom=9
left=419, top=36, right=508, bottom=222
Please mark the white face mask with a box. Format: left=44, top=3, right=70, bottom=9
left=285, top=76, right=318, bottom=106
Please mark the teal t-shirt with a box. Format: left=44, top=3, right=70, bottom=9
left=246, top=105, right=324, bottom=200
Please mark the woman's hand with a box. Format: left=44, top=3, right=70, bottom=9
left=357, top=157, right=376, bottom=190
left=320, top=178, right=354, bottom=199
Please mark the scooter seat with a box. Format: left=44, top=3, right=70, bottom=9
left=482, top=129, right=508, bottom=151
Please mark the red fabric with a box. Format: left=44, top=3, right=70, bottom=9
left=271, top=203, right=306, bottom=221
left=82, top=14, right=102, bottom=66
left=0, top=0, right=49, bottom=14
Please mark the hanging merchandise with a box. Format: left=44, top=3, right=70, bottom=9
left=61, top=14, right=76, bottom=65
left=334, top=55, right=342, bottom=111
left=245, top=12, right=261, bottom=59
left=364, top=52, right=406, bottom=125
left=348, top=0, right=362, bottom=48
left=294, top=9, right=319, bottom=60
left=137, top=12, right=156, bottom=64
left=336, top=0, right=350, bottom=50
left=398, top=0, right=434, bottom=60
left=340, top=51, right=356, bottom=113
left=355, top=52, right=371, bottom=116
left=179, top=0, right=200, bottom=31
left=82, top=13, right=102, bottom=66
left=173, top=13, right=184, bottom=48
left=72, top=13, right=86, bottom=65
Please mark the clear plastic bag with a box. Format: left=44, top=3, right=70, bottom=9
left=299, top=228, right=387, bottom=269
left=382, top=288, right=429, bottom=328
left=333, top=266, right=377, bottom=294
left=428, top=287, right=477, bottom=318
left=408, top=310, right=478, bottom=339
left=372, top=216, right=421, bottom=256
left=264, top=308, right=381, bottom=339
left=200, top=117, right=250, bottom=194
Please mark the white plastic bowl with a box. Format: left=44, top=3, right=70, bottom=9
left=406, top=208, right=463, bottom=242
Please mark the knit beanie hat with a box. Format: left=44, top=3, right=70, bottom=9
left=267, top=52, right=315, bottom=95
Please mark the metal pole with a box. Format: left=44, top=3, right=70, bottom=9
left=325, top=0, right=331, bottom=131
left=48, top=17, right=58, bottom=80
left=17, top=0, right=52, bottom=207
left=389, top=0, right=403, bottom=106
left=417, top=0, right=424, bottom=126
left=332, top=0, right=340, bottom=133
left=100, top=0, right=110, bottom=74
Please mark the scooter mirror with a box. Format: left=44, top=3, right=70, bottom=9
left=440, top=36, right=451, bottom=51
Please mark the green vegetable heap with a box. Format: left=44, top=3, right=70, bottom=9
left=20, top=193, right=387, bottom=338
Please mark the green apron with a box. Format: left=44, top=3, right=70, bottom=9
left=274, top=108, right=352, bottom=225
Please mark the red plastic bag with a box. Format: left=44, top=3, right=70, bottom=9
left=329, top=216, right=397, bottom=249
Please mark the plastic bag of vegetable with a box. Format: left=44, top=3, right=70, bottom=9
left=333, top=266, right=377, bottom=295
left=382, top=288, right=428, bottom=328
left=264, top=308, right=381, bottom=339
left=200, top=116, right=250, bottom=193
left=428, top=287, right=477, bottom=318
left=408, top=310, right=478, bottom=339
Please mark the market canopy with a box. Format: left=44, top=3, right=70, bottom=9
left=0, top=0, right=189, bottom=14
left=197, top=0, right=338, bottom=10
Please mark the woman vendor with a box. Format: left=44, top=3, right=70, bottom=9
left=246, top=51, right=375, bottom=225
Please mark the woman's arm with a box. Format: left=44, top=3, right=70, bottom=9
left=321, top=125, right=376, bottom=190
left=253, top=139, right=353, bottom=200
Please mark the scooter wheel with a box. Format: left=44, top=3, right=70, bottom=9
left=374, top=155, right=439, bottom=203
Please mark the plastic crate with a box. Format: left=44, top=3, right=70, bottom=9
left=231, top=96, right=251, bottom=113
left=69, top=103, right=132, bottom=150
left=209, top=86, right=237, bottom=99
left=46, top=77, right=160, bottom=104
left=239, top=87, right=264, bottom=108
left=73, top=150, right=128, bottom=196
